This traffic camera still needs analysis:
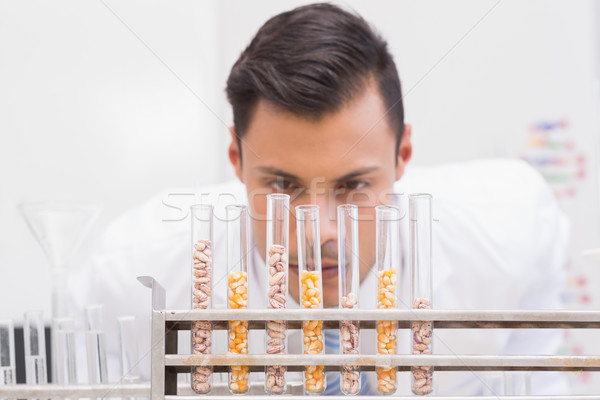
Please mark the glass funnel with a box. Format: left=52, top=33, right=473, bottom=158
left=19, top=202, right=100, bottom=319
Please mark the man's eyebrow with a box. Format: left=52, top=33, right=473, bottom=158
left=334, top=167, right=379, bottom=182
left=254, top=166, right=380, bottom=182
left=254, top=166, right=300, bottom=181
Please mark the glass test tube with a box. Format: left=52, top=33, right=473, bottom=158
left=24, top=311, right=48, bottom=385
left=410, top=194, right=434, bottom=395
left=375, top=205, right=400, bottom=395
left=0, top=320, right=16, bottom=386
left=226, top=205, right=250, bottom=394
left=296, top=205, right=326, bottom=395
left=118, top=316, right=141, bottom=383
left=191, top=204, right=214, bottom=394
left=53, top=317, right=77, bottom=385
left=265, top=194, right=289, bottom=395
left=337, top=204, right=361, bottom=395
left=85, top=305, right=108, bottom=385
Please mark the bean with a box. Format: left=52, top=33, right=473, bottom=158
left=376, top=268, right=397, bottom=393
left=301, top=270, right=325, bottom=393
left=191, top=239, right=213, bottom=394
left=265, top=244, right=288, bottom=394
left=411, top=297, right=433, bottom=395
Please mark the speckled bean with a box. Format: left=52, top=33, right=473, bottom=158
left=411, top=297, right=433, bottom=395
left=191, top=239, right=212, bottom=394
left=265, top=244, right=288, bottom=394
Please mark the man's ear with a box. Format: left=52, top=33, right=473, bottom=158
left=395, top=124, right=412, bottom=181
left=228, top=126, right=244, bottom=183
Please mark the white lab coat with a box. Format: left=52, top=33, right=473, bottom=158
left=68, top=158, right=571, bottom=395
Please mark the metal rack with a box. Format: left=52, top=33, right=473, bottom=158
left=0, top=382, right=150, bottom=398
left=139, top=276, right=600, bottom=399
left=2, top=275, right=599, bottom=399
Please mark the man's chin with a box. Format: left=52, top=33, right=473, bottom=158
left=321, top=266, right=338, bottom=280
left=323, top=299, right=339, bottom=308
left=322, top=286, right=339, bottom=308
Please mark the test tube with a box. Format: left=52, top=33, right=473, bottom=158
left=226, top=205, right=250, bottom=394
left=24, top=311, right=48, bottom=385
left=337, top=204, right=361, bottom=395
left=85, top=305, right=108, bottom=385
left=190, top=204, right=214, bottom=394
left=118, top=316, right=141, bottom=383
left=265, top=194, right=289, bottom=395
left=375, top=205, right=400, bottom=395
left=410, top=194, right=434, bottom=395
left=296, top=205, right=326, bottom=395
left=53, top=317, right=77, bottom=385
left=0, top=320, right=16, bottom=386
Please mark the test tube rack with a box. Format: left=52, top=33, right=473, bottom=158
left=2, top=275, right=600, bottom=399
left=141, top=276, right=600, bottom=399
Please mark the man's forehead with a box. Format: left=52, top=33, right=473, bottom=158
left=242, top=99, right=395, bottom=170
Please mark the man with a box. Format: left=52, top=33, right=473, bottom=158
left=71, top=3, right=570, bottom=394
left=225, top=2, right=409, bottom=311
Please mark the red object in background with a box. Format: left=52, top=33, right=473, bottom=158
left=577, top=154, right=586, bottom=178
left=580, top=371, right=591, bottom=384
left=580, top=294, right=591, bottom=304
left=565, top=141, right=575, bottom=151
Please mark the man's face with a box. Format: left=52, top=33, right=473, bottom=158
left=228, top=80, right=412, bottom=307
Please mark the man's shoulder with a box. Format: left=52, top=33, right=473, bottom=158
left=97, top=180, right=246, bottom=253
left=395, top=158, right=563, bottom=269
left=396, top=158, right=549, bottom=201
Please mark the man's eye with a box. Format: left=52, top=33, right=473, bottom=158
left=268, top=178, right=297, bottom=191
left=340, top=180, right=368, bottom=191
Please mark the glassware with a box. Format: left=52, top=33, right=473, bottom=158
left=337, top=204, right=361, bottom=395
left=375, top=205, right=400, bottom=395
left=20, top=203, right=100, bottom=320
left=118, top=316, right=140, bottom=383
left=264, top=194, right=290, bottom=395
left=24, top=311, right=47, bottom=385
left=190, top=204, right=213, bottom=394
left=410, top=194, right=434, bottom=395
left=20, top=202, right=100, bottom=383
left=0, top=319, right=16, bottom=386
left=226, top=205, right=250, bottom=394
left=296, top=205, right=326, bottom=395
left=117, top=316, right=140, bottom=400
left=85, top=305, right=108, bottom=385
left=53, top=317, right=77, bottom=384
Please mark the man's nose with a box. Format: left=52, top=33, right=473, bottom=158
left=313, top=196, right=338, bottom=253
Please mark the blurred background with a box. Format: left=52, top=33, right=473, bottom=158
left=1, top=0, right=599, bottom=392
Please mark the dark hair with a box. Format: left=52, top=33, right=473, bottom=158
left=226, top=3, right=404, bottom=160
